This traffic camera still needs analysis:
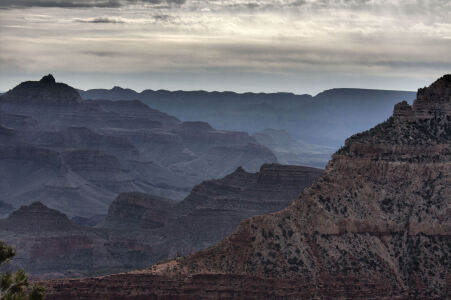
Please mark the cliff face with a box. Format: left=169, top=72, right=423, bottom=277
left=93, top=99, right=180, bottom=128
left=45, top=75, right=450, bottom=299
left=154, top=164, right=323, bottom=257
left=0, top=202, right=76, bottom=232
left=102, top=192, right=177, bottom=230
left=100, top=163, right=322, bottom=260
left=0, top=164, right=320, bottom=279
left=0, top=202, right=162, bottom=279
left=177, top=164, right=323, bottom=214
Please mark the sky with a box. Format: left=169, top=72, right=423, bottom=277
left=0, top=0, right=450, bottom=94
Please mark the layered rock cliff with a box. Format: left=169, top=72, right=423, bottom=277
left=102, top=192, right=177, bottom=230
left=0, top=202, right=160, bottom=279
left=152, top=164, right=323, bottom=257
left=45, top=75, right=450, bottom=299
left=0, top=202, right=76, bottom=232
left=0, top=75, right=277, bottom=216
left=0, top=164, right=320, bottom=279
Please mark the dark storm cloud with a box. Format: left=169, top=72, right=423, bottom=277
left=0, top=0, right=185, bottom=9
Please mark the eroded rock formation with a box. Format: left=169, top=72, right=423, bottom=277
left=45, top=75, right=450, bottom=299
left=0, top=164, right=320, bottom=279
left=0, top=75, right=277, bottom=217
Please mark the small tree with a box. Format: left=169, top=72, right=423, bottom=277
left=0, top=241, right=45, bottom=300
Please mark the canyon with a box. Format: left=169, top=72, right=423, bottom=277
left=0, top=164, right=322, bottom=278
left=81, top=86, right=416, bottom=167
left=44, top=75, right=450, bottom=299
left=0, top=75, right=276, bottom=218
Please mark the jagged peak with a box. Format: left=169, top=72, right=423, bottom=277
left=11, top=201, right=55, bottom=214
left=414, top=74, right=451, bottom=113
left=234, top=166, right=246, bottom=173
left=5, top=201, right=76, bottom=232
left=221, top=165, right=251, bottom=180
left=421, top=74, right=451, bottom=92
left=0, top=74, right=82, bottom=105
left=337, top=74, right=451, bottom=157
left=111, top=86, right=126, bottom=91
left=178, top=121, right=213, bottom=131
left=40, top=74, right=56, bottom=84
left=393, top=100, right=413, bottom=119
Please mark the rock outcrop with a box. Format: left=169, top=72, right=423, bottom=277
left=151, top=164, right=323, bottom=257
left=0, top=202, right=160, bottom=279
left=102, top=192, right=176, bottom=230
left=0, top=202, right=76, bottom=232
left=45, top=75, right=450, bottom=299
left=1, top=74, right=81, bottom=105
left=177, top=164, right=323, bottom=214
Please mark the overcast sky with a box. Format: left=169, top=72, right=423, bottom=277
left=0, top=0, right=450, bottom=94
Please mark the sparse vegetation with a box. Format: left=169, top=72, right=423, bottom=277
left=0, top=241, right=45, bottom=300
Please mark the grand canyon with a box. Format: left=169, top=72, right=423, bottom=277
left=0, top=73, right=448, bottom=299
left=38, top=73, right=450, bottom=299
left=1, top=1, right=450, bottom=298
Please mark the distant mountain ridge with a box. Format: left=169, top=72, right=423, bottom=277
left=80, top=85, right=413, bottom=103
left=80, top=86, right=416, bottom=167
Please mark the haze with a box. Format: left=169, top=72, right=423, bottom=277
left=1, top=0, right=450, bottom=93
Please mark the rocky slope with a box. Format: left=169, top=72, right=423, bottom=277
left=150, top=164, right=323, bottom=257
left=0, top=164, right=320, bottom=279
left=0, top=202, right=160, bottom=279
left=45, top=75, right=450, bottom=299
left=0, top=202, right=76, bottom=232
left=0, top=75, right=277, bottom=217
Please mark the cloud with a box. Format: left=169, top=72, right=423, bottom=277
left=0, top=0, right=450, bottom=94
left=0, top=0, right=121, bottom=8
left=0, top=0, right=185, bottom=9
left=73, top=14, right=179, bottom=24
left=75, top=16, right=128, bottom=23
